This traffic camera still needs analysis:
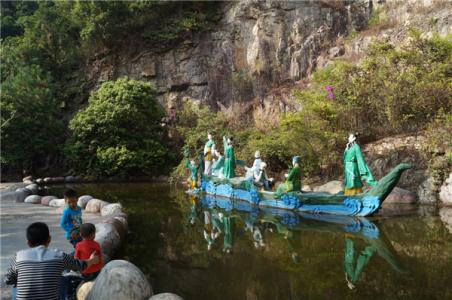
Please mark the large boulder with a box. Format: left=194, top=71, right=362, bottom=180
left=78, top=195, right=94, bottom=209
left=149, top=293, right=183, bottom=300
left=313, top=180, right=343, bottom=194
left=77, top=281, right=95, bottom=300
left=25, top=184, right=39, bottom=195
left=113, top=216, right=128, bottom=231
left=22, top=176, right=33, bottom=183
left=85, top=199, right=109, bottom=213
left=41, top=196, right=57, bottom=206
left=87, top=260, right=152, bottom=300
left=24, top=195, right=42, bottom=204
left=439, top=173, right=452, bottom=205
left=15, top=187, right=33, bottom=196
left=95, top=223, right=121, bottom=256
left=383, top=187, right=418, bottom=204
left=101, top=203, right=123, bottom=218
left=439, top=207, right=452, bottom=234
left=104, top=217, right=127, bottom=241
left=49, top=199, right=66, bottom=207
left=418, top=176, right=439, bottom=204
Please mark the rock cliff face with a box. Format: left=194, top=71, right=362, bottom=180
left=88, top=0, right=372, bottom=111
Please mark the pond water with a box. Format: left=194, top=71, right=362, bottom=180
left=50, top=183, right=452, bottom=300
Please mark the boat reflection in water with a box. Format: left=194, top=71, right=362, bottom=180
left=187, top=194, right=404, bottom=289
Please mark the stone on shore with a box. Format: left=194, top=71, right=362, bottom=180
left=383, top=187, right=418, bottom=204
left=41, top=195, right=58, bottom=206
left=418, top=176, right=438, bottom=204
left=439, top=173, right=452, bottom=205
left=101, top=203, right=123, bottom=218
left=16, top=187, right=32, bottom=196
left=86, top=260, right=152, bottom=300
left=24, top=195, right=42, bottom=204
left=95, top=223, right=121, bottom=256
left=78, top=195, right=94, bottom=209
left=104, top=217, right=127, bottom=241
left=43, top=177, right=53, bottom=183
left=25, top=184, right=39, bottom=194
left=149, top=293, right=184, bottom=300
left=313, top=180, right=343, bottom=194
left=113, top=216, right=128, bottom=231
left=85, top=199, right=109, bottom=213
left=49, top=198, right=66, bottom=207
left=22, top=176, right=33, bottom=183
left=77, top=281, right=95, bottom=300
left=439, top=207, right=452, bottom=234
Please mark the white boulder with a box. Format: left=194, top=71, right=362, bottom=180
left=101, top=203, right=123, bottom=217
left=439, top=173, right=452, bottom=205
left=49, top=199, right=66, bottom=207
left=78, top=195, right=94, bottom=209
left=85, top=199, right=109, bottom=213
left=24, top=195, right=42, bottom=204
left=86, top=260, right=152, bottom=300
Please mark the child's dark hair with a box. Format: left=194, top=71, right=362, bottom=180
left=64, top=189, right=77, bottom=199
left=27, top=222, right=50, bottom=246
left=80, top=223, right=96, bottom=238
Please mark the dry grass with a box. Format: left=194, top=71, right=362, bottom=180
left=253, top=105, right=282, bottom=133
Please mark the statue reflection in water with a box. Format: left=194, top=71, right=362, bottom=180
left=187, top=195, right=403, bottom=288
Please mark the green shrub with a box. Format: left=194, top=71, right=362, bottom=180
left=66, top=77, right=168, bottom=177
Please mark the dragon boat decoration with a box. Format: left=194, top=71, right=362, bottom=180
left=185, top=133, right=412, bottom=217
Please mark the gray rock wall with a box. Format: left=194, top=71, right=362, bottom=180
left=88, top=0, right=372, bottom=110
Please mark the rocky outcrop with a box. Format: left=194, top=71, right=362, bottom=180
left=313, top=180, right=343, bottom=194
left=88, top=0, right=372, bottom=110
left=383, top=187, right=418, bottom=204
left=439, top=173, right=452, bottom=205
left=87, top=260, right=153, bottom=300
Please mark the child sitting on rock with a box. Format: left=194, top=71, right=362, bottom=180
left=61, top=189, right=83, bottom=247
left=74, top=223, right=103, bottom=281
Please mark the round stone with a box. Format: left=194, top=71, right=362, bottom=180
left=77, top=281, right=95, bottom=300
left=49, top=199, right=66, bottom=207
left=78, top=195, right=94, bottom=209
left=24, top=195, right=42, bottom=204
left=41, top=196, right=58, bottom=206
left=149, top=293, right=184, bottom=300
left=65, top=175, right=76, bottom=183
left=101, top=203, right=123, bottom=218
left=86, top=260, right=152, bottom=300
left=25, top=184, right=39, bottom=194
left=104, top=217, right=127, bottom=241
left=85, top=199, right=109, bottom=213
left=94, top=223, right=121, bottom=256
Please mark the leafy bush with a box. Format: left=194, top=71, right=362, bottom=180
left=66, top=77, right=168, bottom=177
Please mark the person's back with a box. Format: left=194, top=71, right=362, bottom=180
left=10, top=246, right=69, bottom=299
left=4, top=222, right=99, bottom=300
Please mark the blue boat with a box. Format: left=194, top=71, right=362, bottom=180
left=189, top=163, right=412, bottom=217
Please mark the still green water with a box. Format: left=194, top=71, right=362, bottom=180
left=52, top=183, right=452, bottom=300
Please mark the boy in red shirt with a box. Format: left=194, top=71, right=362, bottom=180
left=74, top=223, right=103, bottom=281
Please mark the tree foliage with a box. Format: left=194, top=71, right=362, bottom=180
left=66, top=78, right=168, bottom=177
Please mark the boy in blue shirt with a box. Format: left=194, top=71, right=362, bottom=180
left=60, top=189, right=82, bottom=247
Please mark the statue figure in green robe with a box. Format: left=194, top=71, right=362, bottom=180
left=343, top=133, right=377, bottom=195
left=185, top=159, right=199, bottom=189
left=275, top=156, right=302, bottom=197
left=222, top=136, right=236, bottom=179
